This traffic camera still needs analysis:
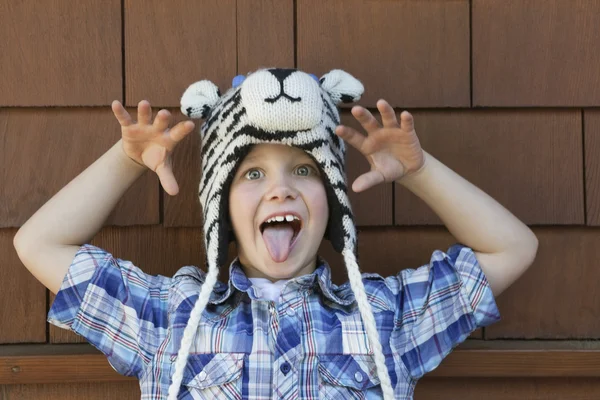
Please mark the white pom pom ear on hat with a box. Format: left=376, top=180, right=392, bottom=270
left=319, top=69, right=365, bottom=105
left=180, top=80, right=221, bottom=119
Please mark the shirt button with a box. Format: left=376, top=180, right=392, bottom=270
left=354, top=371, right=363, bottom=382
left=286, top=307, right=295, bottom=317
left=198, top=371, right=207, bottom=381
left=280, top=361, right=291, bottom=376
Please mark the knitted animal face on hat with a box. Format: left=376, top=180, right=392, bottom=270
left=182, top=68, right=363, bottom=267
left=167, top=68, right=394, bottom=400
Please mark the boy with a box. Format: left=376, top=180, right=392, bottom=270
left=13, top=68, right=538, bottom=399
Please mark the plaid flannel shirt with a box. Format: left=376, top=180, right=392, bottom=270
left=48, top=243, right=500, bottom=399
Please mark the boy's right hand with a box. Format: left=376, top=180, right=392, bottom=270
left=111, top=100, right=195, bottom=196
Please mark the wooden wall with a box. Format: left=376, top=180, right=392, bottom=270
left=2, top=0, right=600, bottom=398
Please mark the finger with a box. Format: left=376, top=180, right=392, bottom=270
left=170, top=120, right=195, bottom=143
left=351, top=106, right=381, bottom=133
left=138, top=100, right=152, bottom=125
left=156, top=163, right=179, bottom=196
left=153, top=109, right=172, bottom=132
left=377, top=99, right=399, bottom=128
left=352, top=170, right=385, bottom=193
left=335, top=125, right=367, bottom=153
left=399, top=110, right=415, bottom=132
left=111, top=100, right=133, bottom=127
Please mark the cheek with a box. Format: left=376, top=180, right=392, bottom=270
left=305, top=182, right=329, bottom=224
left=229, top=184, right=261, bottom=232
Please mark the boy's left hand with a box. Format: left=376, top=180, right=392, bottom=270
left=335, top=99, right=425, bottom=193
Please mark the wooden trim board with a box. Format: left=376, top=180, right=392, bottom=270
left=2, top=349, right=600, bottom=384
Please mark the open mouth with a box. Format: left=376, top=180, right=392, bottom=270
left=260, top=214, right=302, bottom=236
left=259, top=214, right=303, bottom=263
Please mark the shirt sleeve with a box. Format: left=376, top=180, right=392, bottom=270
left=391, top=244, right=500, bottom=380
left=47, top=244, right=172, bottom=378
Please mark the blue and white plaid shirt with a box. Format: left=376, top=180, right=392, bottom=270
left=48, top=243, right=500, bottom=399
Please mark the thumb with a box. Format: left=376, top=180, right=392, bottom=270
left=352, top=170, right=385, bottom=193
left=156, top=160, right=179, bottom=196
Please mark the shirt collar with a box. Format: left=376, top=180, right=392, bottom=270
left=209, top=256, right=356, bottom=306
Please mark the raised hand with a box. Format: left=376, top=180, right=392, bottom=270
left=335, top=99, right=426, bottom=193
left=112, top=100, right=195, bottom=196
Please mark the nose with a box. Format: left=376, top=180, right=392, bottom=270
left=264, top=174, right=298, bottom=202
left=267, top=68, right=297, bottom=84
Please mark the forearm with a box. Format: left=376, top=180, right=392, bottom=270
left=15, top=139, right=147, bottom=247
left=399, top=151, right=537, bottom=255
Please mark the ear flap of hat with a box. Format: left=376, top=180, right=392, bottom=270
left=319, top=70, right=364, bottom=105
left=180, top=80, right=221, bottom=119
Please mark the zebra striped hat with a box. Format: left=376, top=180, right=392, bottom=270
left=167, top=68, right=394, bottom=400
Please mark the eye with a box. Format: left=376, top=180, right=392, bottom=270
left=295, top=165, right=313, bottom=176
left=244, top=169, right=263, bottom=180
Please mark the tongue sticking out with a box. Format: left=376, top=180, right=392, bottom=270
left=262, top=224, right=295, bottom=263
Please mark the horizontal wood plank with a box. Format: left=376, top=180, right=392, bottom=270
left=473, top=0, right=600, bottom=106
left=237, top=0, right=294, bottom=73
left=486, top=227, right=600, bottom=339
left=297, top=0, right=470, bottom=108
left=1, top=230, right=47, bottom=344
left=0, top=0, right=121, bottom=106
left=394, top=109, right=584, bottom=225
left=125, top=0, right=236, bottom=107
left=0, top=382, right=140, bottom=400
left=415, top=377, right=600, bottom=400
left=0, top=108, right=159, bottom=229
left=585, top=109, right=600, bottom=225
left=3, top=347, right=600, bottom=384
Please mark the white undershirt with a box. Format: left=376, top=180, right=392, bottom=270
left=248, top=277, right=290, bottom=303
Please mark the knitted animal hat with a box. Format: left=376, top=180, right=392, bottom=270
left=168, top=68, right=393, bottom=400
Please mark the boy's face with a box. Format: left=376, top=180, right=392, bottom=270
left=229, top=144, right=329, bottom=281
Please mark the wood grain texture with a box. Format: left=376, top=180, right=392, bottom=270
left=4, top=348, right=600, bottom=385
left=428, top=349, right=600, bottom=378
left=486, top=228, right=600, bottom=339
left=585, top=110, right=600, bottom=225
left=0, top=382, right=139, bottom=400
left=320, top=227, right=455, bottom=279
left=341, top=110, right=394, bottom=226
left=0, top=108, right=159, bottom=229
left=415, top=378, right=600, bottom=400
left=0, top=0, right=121, bottom=106
left=125, top=0, right=236, bottom=107
left=297, top=0, right=470, bottom=108
left=0, top=355, right=134, bottom=385
left=0, top=229, right=47, bottom=343
left=163, top=109, right=204, bottom=228
left=394, top=109, right=584, bottom=225
left=49, top=226, right=204, bottom=343
left=473, top=0, right=600, bottom=107
left=237, top=0, right=294, bottom=73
